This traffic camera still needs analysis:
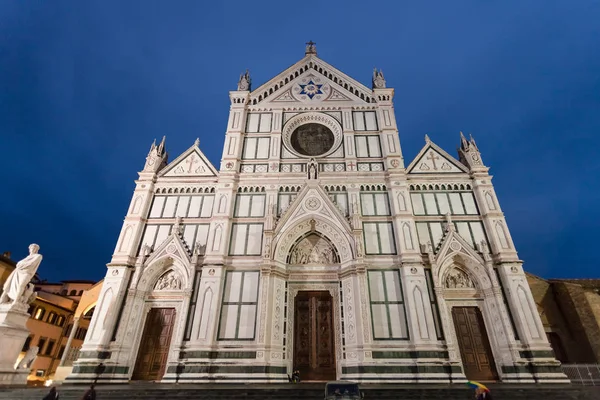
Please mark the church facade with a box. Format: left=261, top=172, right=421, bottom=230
left=67, top=43, right=567, bottom=384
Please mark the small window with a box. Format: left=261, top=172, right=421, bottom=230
left=229, top=223, right=263, bottom=256
left=37, top=337, right=47, bottom=354
left=234, top=194, right=266, bottom=217
left=78, top=290, right=83, bottom=296
left=34, top=308, right=45, bottom=320
left=353, top=111, right=378, bottom=131
left=246, top=113, right=272, bottom=133
left=242, top=137, right=271, bottom=159
left=65, top=324, right=73, bottom=337
left=35, top=369, right=45, bottom=377
left=69, top=290, right=77, bottom=296
left=47, top=312, right=57, bottom=324
left=44, top=340, right=55, bottom=356
left=56, top=315, right=65, bottom=327
left=355, top=136, right=382, bottom=158
left=60, top=289, right=67, bottom=295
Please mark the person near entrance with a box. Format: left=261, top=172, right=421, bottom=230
left=41, top=386, right=59, bottom=400
left=80, top=384, right=97, bottom=400
left=475, top=387, right=492, bottom=399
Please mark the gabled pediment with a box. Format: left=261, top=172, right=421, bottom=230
left=159, top=142, right=218, bottom=178
left=434, top=227, right=485, bottom=266
left=144, top=231, right=191, bottom=266
left=407, top=138, right=468, bottom=174
left=249, top=55, right=376, bottom=106
left=275, top=182, right=352, bottom=237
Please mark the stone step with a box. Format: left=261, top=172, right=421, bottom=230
left=0, top=384, right=598, bottom=400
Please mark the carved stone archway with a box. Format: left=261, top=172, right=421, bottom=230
left=273, top=217, right=353, bottom=264
left=287, top=232, right=340, bottom=265
left=434, top=253, right=516, bottom=376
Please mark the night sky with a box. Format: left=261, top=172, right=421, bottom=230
left=1, top=1, right=598, bottom=282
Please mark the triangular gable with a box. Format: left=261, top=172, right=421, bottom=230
left=407, top=139, right=468, bottom=174
left=274, top=182, right=352, bottom=237
left=434, top=228, right=484, bottom=265
left=159, top=143, right=218, bottom=177
left=250, top=55, right=374, bottom=106
left=145, top=231, right=191, bottom=266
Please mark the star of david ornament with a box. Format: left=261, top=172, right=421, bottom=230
left=298, top=80, right=323, bottom=99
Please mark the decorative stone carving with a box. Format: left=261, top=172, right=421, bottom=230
left=237, top=69, right=251, bottom=91
left=305, top=196, right=321, bottom=211
left=511, top=266, right=519, bottom=273
left=281, top=113, right=343, bottom=159
left=444, top=268, right=475, bottom=289
left=194, top=242, right=206, bottom=256
left=0, top=244, right=42, bottom=306
left=141, top=244, right=152, bottom=257
left=16, top=346, right=39, bottom=369
left=154, top=270, right=182, bottom=291
left=343, top=280, right=356, bottom=343
left=410, top=267, right=418, bottom=274
left=307, top=158, right=318, bottom=179
left=289, top=234, right=338, bottom=264
left=372, top=68, right=386, bottom=89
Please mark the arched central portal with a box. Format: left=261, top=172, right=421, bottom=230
left=293, top=290, right=336, bottom=381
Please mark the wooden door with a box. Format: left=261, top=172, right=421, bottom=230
left=293, top=291, right=336, bottom=381
left=452, top=306, right=498, bottom=381
left=132, top=308, right=176, bottom=381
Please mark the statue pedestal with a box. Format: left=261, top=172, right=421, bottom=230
left=0, top=304, right=31, bottom=386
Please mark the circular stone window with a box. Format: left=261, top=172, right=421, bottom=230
left=290, top=123, right=335, bottom=157
left=282, top=112, right=343, bottom=158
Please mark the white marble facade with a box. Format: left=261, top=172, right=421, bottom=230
left=67, top=44, right=567, bottom=384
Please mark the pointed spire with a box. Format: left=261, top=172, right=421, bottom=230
left=158, top=136, right=166, bottom=155
left=143, top=136, right=168, bottom=174
left=305, top=40, right=317, bottom=56
left=425, top=134, right=431, bottom=143
left=459, top=131, right=469, bottom=150
left=372, top=68, right=386, bottom=89
left=194, top=138, right=200, bottom=147
left=469, top=133, right=479, bottom=150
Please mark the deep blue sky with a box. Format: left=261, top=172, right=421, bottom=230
left=1, top=1, right=599, bottom=282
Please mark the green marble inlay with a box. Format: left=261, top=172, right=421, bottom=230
left=342, top=365, right=460, bottom=374
left=502, top=364, right=562, bottom=374
left=78, top=351, right=111, bottom=359
left=372, top=351, right=449, bottom=359
left=179, top=351, right=257, bottom=359
left=519, top=350, right=556, bottom=359
left=166, top=365, right=287, bottom=374
left=71, top=365, right=129, bottom=375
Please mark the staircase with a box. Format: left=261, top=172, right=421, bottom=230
left=0, top=383, right=598, bottom=400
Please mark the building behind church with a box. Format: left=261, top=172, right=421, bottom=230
left=65, top=43, right=570, bottom=384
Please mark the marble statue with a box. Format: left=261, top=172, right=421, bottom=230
left=372, top=68, right=386, bottom=89
left=0, top=244, right=43, bottom=306
left=16, top=346, right=39, bottom=369
left=307, top=158, right=318, bottom=180
left=238, top=70, right=251, bottom=91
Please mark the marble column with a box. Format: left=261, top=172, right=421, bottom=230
left=59, top=317, right=80, bottom=366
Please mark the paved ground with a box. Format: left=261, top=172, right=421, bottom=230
left=0, top=383, right=598, bottom=400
